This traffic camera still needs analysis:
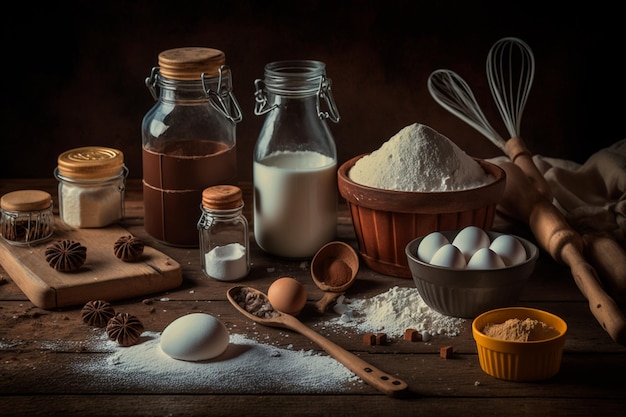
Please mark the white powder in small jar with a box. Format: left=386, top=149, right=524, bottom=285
left=55, top=146, right=127, bottom=228
left=59, top=182, right=124, bottom=228
left=204, top=242, right=249, bottom=281
left=349, top=123, right=493, bottom=192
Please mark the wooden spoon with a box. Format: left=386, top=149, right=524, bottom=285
left=310, top=241, right=360, bottom=313
left=498, top=161, right=626, bottom=345
left=227, top=286, right=410, bottom=398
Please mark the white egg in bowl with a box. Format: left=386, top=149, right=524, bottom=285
left=160, top=313, right=230, bottom=361
left=405, top=230, right=539, bottom=318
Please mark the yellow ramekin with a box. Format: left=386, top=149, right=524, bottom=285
left=472, top=307, right=567, bottom=382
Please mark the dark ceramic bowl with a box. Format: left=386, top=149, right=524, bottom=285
left=405, top=230, right=539, bottom=318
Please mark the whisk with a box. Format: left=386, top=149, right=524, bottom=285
left=427, top=38, right=552, bottom=200
left=486, top=37, right=552, bottom=200
left=427, top=68, right=505, bottom=150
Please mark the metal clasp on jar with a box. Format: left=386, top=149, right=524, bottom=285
left=253, top=76, right=341, bottom=123
left=145, top=67, right=160, bottom=100
left=144, top=66, right=242, bottom=124
left=317, top=75, right=340, bottom=123
left=203, top=65, right=243, bottom=124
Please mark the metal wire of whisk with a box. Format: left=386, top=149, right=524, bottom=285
left=486, top=37, right=535, bottom=140
left=428, top=37, right=552, bottom=200
left=486, top=37, right=552, bottom=199
left=427, top=69, right=506, bottom=150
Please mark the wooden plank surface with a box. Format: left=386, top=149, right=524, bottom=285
left=1, top=179, right=625, bottom=417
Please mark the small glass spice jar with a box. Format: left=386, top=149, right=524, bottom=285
left=0, top=190, right=54, bottom=245
left=197, top=185, right=250, bottom=281
left=54, top=146, right=128, bottom=228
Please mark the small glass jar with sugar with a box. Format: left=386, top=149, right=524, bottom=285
left=197, top=185, right=250, bottom=281
left=54, top=146, right=128, bottom=228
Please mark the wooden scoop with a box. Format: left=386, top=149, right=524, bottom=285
left=498, top=161, right=626, bottom=345
left=226, top=286, right=410, bottom=398
left=310, top=241, right=359, bottom=313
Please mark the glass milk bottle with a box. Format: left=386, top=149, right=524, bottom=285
left=142, top=47, right=242, bottom=247
left=198, top=185, right=250, bottom=281
left=253, top=60, right=341, bottom=258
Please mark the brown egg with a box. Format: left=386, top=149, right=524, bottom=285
left=267, top=277, right=307, bottom=315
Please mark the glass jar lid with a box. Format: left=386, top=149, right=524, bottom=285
left=202, top=185, right=243, bottom=210
left=1, top=190, right=52, bottom=212
left=158, top=47, right=225, bottom=81
left=57, top=146, right=124, bottom=180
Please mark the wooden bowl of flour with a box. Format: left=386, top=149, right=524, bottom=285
left=337, top=154, right=506, bottom=278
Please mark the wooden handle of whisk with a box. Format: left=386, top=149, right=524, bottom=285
left=499, top=162, right=626, bottom=345
left=504, top=137, right=554, bottom=201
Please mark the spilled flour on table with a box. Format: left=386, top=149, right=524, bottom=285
left=72, top=331, right=360, bottom=393
left=316, top=286, right=466, bottom=338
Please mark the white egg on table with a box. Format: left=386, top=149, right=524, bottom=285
left=160, top=313, right=230, bottom=361
left=489, top=234, right=527, bottom=266
left=429, top=243, right=467, bottom=269
left=417, top=231, right=449, bottom=262
left=452, top=226, right=491, bottom=262
left=467, top=247, right=506, bottom=269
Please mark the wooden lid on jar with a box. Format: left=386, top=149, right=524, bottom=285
left=1, top=190, right=52, bottom=212
left=158, top=47, right=226, bottom=81
left=57, top=146, right=124, bottom=180
left=202, top=185, right=243, bottom=210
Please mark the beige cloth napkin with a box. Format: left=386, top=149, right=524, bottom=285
left=491, top=139, right=626, bottom=246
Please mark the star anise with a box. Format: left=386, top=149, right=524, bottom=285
left=113, top=235, right=144, bottom=262
left=81, top=300, right=116, bottom=328
left=45, top=240, right=87, bottom=272
left=106, top=312, right=144, bottom=347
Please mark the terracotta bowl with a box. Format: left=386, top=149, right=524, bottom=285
left=337, top=154, right=506, bottom=278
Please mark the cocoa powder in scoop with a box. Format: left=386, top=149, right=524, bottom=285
left=324, top=259, right=352, bottom=287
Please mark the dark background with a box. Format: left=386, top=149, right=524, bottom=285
left=2, top=0, right=624, bottom=182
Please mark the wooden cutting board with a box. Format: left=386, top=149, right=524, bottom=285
left=0, top=218, right=182, bottom=309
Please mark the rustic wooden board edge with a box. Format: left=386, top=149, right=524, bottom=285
left=0, top=230, right=183, bottom=310
left=54, top=246, right=183, bottom=308
left=0, top=240, right=56, bottom=308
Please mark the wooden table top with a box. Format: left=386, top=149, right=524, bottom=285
left=1, top=179, right=625, bottom=417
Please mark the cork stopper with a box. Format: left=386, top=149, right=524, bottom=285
left=158, top=47, right=226, bottom=80
left=1, top=190, right=52, bottom=212
left=57, top=146, right=124, bottom=180
left=202, top=185, right=243, bottom=210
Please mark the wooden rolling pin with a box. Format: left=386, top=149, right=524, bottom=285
left=583, top=234, right=626, bottom=303
left=505, top=140, right=626, bottom=303
left=498, top=161, right=626, bottom=345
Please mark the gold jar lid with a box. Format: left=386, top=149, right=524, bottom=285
left=1, top=190, right=53, bottom=212
left=57, top=146, right=124, bottom=180
left=158, top=47, right=226, bottom=81
left=202, top=185, right=243, bottom=210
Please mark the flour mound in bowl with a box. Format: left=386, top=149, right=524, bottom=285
left=349, top=123, right=494, bottom=192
